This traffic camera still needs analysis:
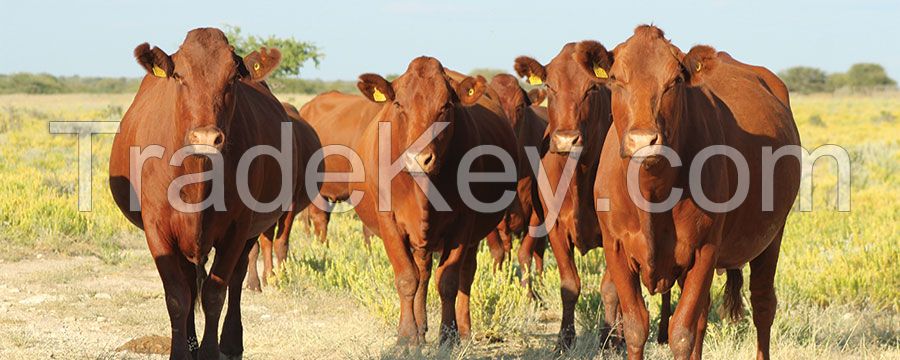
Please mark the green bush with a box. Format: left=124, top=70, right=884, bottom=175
left=780, top=63, right=897, bottom=94
left=779, top=66, right=829, bottom=94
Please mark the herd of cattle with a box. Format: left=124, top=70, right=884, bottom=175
left=107, top=25, right=800, bottom=360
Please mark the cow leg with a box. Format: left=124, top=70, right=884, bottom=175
left=516, top=236, right=535, bottom=288
left=258, top=225, right=275, bottom=287
left=362, top=226, right=375, bottom=249
left=274, top=210, right=296, bottom=271
left=689, top=293, right=710, bottom=360
left=455, top=243, right=479, bottom=340
left=749, top=231, right=783, bottom=360
left=531, top=234, right=547, bottom=275
left=547, top=227, right=580, bottom=350
left=177, top=255, right=201, bottom=359
left=412, top=248, right=433, bottom=340
left=485, top=229, right=506, bottom=271
left=434, top=241, right=466, bottom=345
left=220, top=239, right=255, bottom=358
left=600, top=270, right=623, bottom=347
left=245, top=241, right=261, bottom=292
left=499, top=227, right=513, bottom=260
left=658, top=291, right=672, bottom=344
left=604, top=244, right=649, bottom=360
left=146, top=228, right=193, bottom=360
left=308, top=200, right=332, bottom=246
left=519, top=213, right=547, bottom=287
left=198, top=236, right=250, bottom=359
left=668, top=244, right=717, bottom=360
left=378, top=223, right=420, bottom=344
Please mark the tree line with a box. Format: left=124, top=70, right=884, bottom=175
left=779, top=63, right=896, bottom=94
left=1, top=26, right=894, bottom=96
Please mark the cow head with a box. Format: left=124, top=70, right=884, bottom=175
left=134, top=27, right=280, bottom=155
left=606, top=25, right=704, bottom=171
left=357, top=56, right=485, bottom=175
left=488, top=74, right=533, bottom=129
left=514, top=41, right=612, bottom=154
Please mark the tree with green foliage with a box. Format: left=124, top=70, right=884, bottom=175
left=779, top=66, right=829, bottom=94
left=842, top=63, right=896, bottom=88
left=224, top=25, right=323, bottom=79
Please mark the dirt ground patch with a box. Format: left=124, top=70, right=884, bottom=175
left=0, top=251, right=391, bottom=359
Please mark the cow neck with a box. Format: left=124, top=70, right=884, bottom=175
left=381, top=102, right=460, bottom=242
left=581, top=88, right=612, bottom=168
left=628, top=85, right=725, bottom=292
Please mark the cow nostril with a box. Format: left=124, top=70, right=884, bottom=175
left=422, top=153, right=433, bottom=166
left=650, top=134, right=659, bottom=146
left=571, top=135, right=582, bottom=146
left=213, top=133, right=224, bottom=147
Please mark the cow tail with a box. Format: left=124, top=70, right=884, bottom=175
left=723, top=269, right=745, bottom=321
left=194, top=255, right=208, bottom=313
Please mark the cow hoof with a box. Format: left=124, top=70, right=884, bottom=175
left=219, top=352, right=242, bottom=360
left=599, top=326, right=624, bottom=349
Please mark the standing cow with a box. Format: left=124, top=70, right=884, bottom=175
left=108, top=28, right=321, bottom=359
left=484, top=74, right=549, bottom=280
left=595, top=25, right=800, bottom=359
left=245, top=102, right=318, bottom=292
left=295, top=91, right=383, bottom=246
left=348, top=57, right=519, bottom=345
left=514, top=41, right=623, bottom=348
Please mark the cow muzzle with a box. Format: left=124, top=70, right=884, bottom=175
left=549, top=129, right=582, bottom=154
left=622, top=130, right=662, bottom=160
left=403, top=150, right=437, bottom=175
left=185, top=126, right=225, bottom=154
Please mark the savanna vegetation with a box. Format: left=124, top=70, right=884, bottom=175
left=779, top=63, right=897, bottom=94
left=0, top=89, right=897, bottom=358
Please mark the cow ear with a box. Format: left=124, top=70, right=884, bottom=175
left=527, top=88, right=547, bottom=106
left=134, top=43, right=174, bottom=78
left=514, top=56, right=546, bottom=86
left=683, top=45, right=717, bottom=87
left=357, top=73, right=394, bottom=103
left=455, top=75, right=486, bottom=106
left=573, top=40, right=612, bottom=81
left=243, top=47, right=282, bottom=81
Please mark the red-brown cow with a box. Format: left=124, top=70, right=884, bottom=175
left=514, top=41, right=617, bottom=348
left=485, top=74, right=549, bottom=281
left=245, top=102, right=316, bottom=292
left=595, top=25, right=800, bottom=359
left=296, top=91, right=382, bottom=245
left=349, top=57, right=519, bottom=345
left=108, top=28, right=321, bottom=359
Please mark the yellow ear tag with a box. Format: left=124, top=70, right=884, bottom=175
left=528, top=74, right=543, bottom=85
left=253, top=62, right=261, bottom=73
left=372, top=88, right=387, bottom=102
left=695, top=61, right=703, bottom=72
left=593, top=64, right=608, bottom=79
left=152, top=65, right=167, bottom=78
left=467, top=88, right=475, bottom=97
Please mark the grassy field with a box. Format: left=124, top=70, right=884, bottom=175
left=0, top=92, right=897, bottom=359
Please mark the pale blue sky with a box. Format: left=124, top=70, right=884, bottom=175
left=2, top=0, right=898, bottom=80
